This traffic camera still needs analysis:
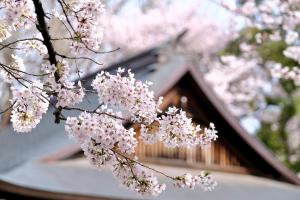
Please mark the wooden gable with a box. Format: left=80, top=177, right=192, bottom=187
left=136, top=86, right=253, bottom=174
left=148, top=66, right=300, bottom=185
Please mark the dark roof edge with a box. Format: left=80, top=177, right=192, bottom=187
left=186, top=64, right=300, bottom=185
left=0, top=180, right=133, bottom=200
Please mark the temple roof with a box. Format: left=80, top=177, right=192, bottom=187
left=1, top=48, right=300, bottom=199
left=1, top=159, right=300, bottom=200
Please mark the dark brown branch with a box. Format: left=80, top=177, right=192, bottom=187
left=32, top=0, right=59, bottom=81
left=32, top=0, right=65, bottom=123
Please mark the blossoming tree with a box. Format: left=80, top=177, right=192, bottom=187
left=0, top=0, right=218, bottom=196
left=101, top=0, right=231, bottom=60
left=214, top=0, right=300, bottom=171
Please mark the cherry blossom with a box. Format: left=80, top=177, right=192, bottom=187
left=42, top=60, right=85, bottom=108
left=219, top=0, right=300, bottom=81
left=17, top=38, right=47, bottom=56
left=92, top=69, right=162, bottom=124
left=270, top=63, right=300, bottom=85
left=285, top=31, right=299, bottom=45
left=65, top=108, right=137, bottom=155
left=204, top=54, right=268, bottom=117
left=156, top=107, right=217, bottom=148
left=81, top=138, right=117, bottom=168
left=0, top=23, right=11, bottom=42
left=175, top=172, right=217, bottom=191
left=284, top=46, right=300, bottom=64
left=112, top=160, right=166, bottom=196
left=10, top=81, right=49, bottom=132
left=0, top=54, right=25, bottom=83
left=2, top=0, right=36, bottom=30
left=101, top=1, right=232, bottom=62
left=59, top=0, right=105, bottom=54
left=64, top=67, right=218, bottom=195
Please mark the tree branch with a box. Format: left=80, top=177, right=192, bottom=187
left=0, top=100, right=16, bottom=115
left=55, top=52, right=103, bottom=66
left=0, top=38, right=43, bottom=51
left=32, top=0, right=64, bottom=123
left=32, top=0, right=60, bottom=81
left=62, top=106, right=127, bottom=121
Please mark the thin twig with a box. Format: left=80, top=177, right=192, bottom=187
left=0, top=38, right=43, bottom=51
left=55, top=52, right=103, bottom=66
left=112, top=149, right=176, bottom=181
left=0, top=101, right=16, bottom=115
left=0, top=63, right=50, bottom=77
left=62, top=106, right=127, bottom=121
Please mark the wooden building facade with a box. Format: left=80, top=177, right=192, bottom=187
left=135, top=86, right=251, bottom=174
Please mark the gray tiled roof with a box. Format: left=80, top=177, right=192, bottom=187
left=1, top=160, right=300, bottom=200
left=0, top=107, right=73, bottom=173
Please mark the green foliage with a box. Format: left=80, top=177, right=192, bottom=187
left=257, top=97, right=296, bottom=167
left=218, top=39, right=242, bottom=56
left=257, top=41, right=299, bottom=67
left=220, top=27, right=299, bottom=68
left=220, top=22, right=300, bottom=172
left=257, top=123, right=285, bottom=155
left=219, top=27, right=260, bottom=56
left=287, top=160, right=300, bottom=172
left=280, top=80, right=296, bottom=94
left=293, top=95, right=300, bottom=116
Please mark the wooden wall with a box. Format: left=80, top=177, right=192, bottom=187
left=134, top=86, right=254, bottom=174
left=135, top=137, right=251, bottom=174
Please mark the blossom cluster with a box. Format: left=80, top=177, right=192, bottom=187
left=65, top=109, right=166, bottom=195
left=63, top=68, right=218, bottom=195
left=0, top=0, right=36, bottom=42
left=175, top=172, right=217, bottom=191
left=205, top=55, right=268, bottom=117
left=81, top=139, right=116, bottom=167
left=42, top=60, right=85, bottom=108
left=0, top=23, right=11, bottom=42
left=91, top=69, right=162, bottom=124
left=140, top=107, right=218, bottom=147
left=0, top=54, right=25, bottom=83
left=10, top=81, right=49, bottom=132
left=220, top=0, right=300, bottom=83
left=17, top=38, right=47, bottom=56
left=102, top=1, right=232, bottom=62
left=65, top=109, right=137, bottom=154
left=270, top=63, right=300, bottom=85
left=284, top=46, right=300, bottom=64
left=112, top=160, right=166, bottom=196
left=58, top=0, right=105, bottom=54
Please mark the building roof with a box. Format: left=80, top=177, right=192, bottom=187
left=0, top=48, right=300, bottom=199
left=1, top=159, right=300, bottom=200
